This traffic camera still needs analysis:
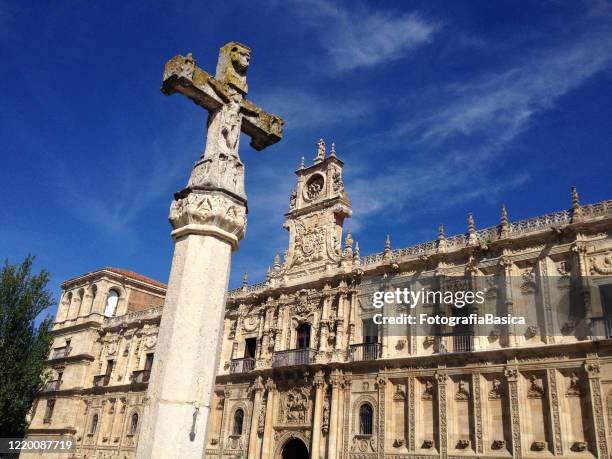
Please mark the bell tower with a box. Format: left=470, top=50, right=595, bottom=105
left=283, top=139, right=352, bottom=272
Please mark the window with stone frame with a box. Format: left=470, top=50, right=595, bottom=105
left=359, top=403, right=373, bottom=435
left=233, top=409, right=244, bottom=435
left=89, top=413, right=99, bottom=435
left=296, top=323, right=311, bottom=349
left=129, top=412, right=139, bottom=435
left=104, top=289, right=119, bottom=317
left=43, top=399, right=55, bottom=424
left=362, top=319, right=378, bottom=344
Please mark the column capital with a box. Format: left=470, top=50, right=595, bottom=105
left=249, top=376, right=265, bottom=395
left=435, top=371, right=447, bottom=384
left=313, top=370, right=326, bottom=389
left=169, top=189, right=247, bottom=248
left=504, top=367, right=519, bottom=382
left=584, top=361, right=600, bottom=378
left=265, top=377, right=276, bottom=391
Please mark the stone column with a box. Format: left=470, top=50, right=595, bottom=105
left=248, top=377, right=264, bottom=459
left=327, top=370, right=342, bottom=459
left=311, top=371, right=326, bottom=459
left=504, top=367, right=522, bottom=459
left=260, top=378, right=276, bottom=459
left=584, top=360, right=609, bottom=459
left=136, top=189, right=247, bottom=459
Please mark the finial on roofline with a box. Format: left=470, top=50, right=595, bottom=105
left=299, top=156, right=305, bottom=169
left=437, top=224, right=447, bottom=253
left=467, top=212, right=478, bottom=246
left=330, top=142, right=337, bottom=157
left=571, top=186, right=583, bottom=222
left=383, top=234, right=392, bottom=260
left=500, top=204, right=509, bottom=237
left=242, top=272, right=248, bottom=288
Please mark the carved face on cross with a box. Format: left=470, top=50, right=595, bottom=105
left=230, top=45, right=250, bottom=73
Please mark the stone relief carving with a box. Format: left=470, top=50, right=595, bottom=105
left=520, top=267, right=537, bottom=293
left=488, top=379, right=504, bottom=399
left=422, top=380, right=434, bottom=400
left=351, top=435, right=376, bottom=452
left=279, top=386, right=311, bottom=424
left=455, top=380, right=470, bottom=400
left=332, top=170, right=344, bottom=192
left=590, top=254, right=612, bottom=274
left=566, top=372, right=582, bottom=396
left=305, top=175, right=324, bottom=200
left=169, top=191, right=246, bottom=239
left=527, top=375, right=545, bottom=398
left=322, top=398, right=330, bottom=434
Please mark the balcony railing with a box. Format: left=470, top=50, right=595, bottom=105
left=272, top=348, right=316, bottom=368
left=93, top=375, right=110, bottom=387
left=591, top=316, right=612, bottom=340
left=42, top=380, right=61, bottom=392
left=436, top=333, right=474, bottom=353
left=131, top=370, right=151, bottom=384
left=349, top=343, right=381, bottom=361
left=230, top=357, right=255, bottom=374
left=51, top=346, right=72, bottom=359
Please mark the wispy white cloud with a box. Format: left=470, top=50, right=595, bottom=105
left=347, top=158, right=530, bottom=230
left=293, top=0, right=439, bottom=72
left=411, top=32, right=612, bottom=145
left=343, top=27, right=612, bottom=231
left=257, top=89, right=369, bottom=128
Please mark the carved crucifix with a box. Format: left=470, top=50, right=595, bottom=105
left=162, top=42, right=284, bottom=201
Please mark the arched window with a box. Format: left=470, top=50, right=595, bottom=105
left=76, top=289, right=85, bottom=316
left=90, top=414, right=99, bottom=435
left=359, top=404, right=373, bottom=435
left=91, top=284, right=97, bottom=300
left=233, top=409, right=244, bottom=435
left=104, top=290, right=119, bottom=317
left=129, top=412, right=139, bottom=435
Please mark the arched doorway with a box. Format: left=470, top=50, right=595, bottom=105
left=282, top=438, right=308, bottom=459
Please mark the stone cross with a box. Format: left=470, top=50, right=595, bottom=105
left=161, top=42, right=283, bottom=201
left=136, top=43, right=283, bottom=459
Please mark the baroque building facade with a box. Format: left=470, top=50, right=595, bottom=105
left=25, top=140, right=612, bottom=459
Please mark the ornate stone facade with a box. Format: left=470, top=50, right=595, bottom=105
left=24, top=144, right=612, bottom=458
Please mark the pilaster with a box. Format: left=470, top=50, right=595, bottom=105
left=546, top=368, right=563, bottom=455
left=436, top=371, right=448, bottom=459
left=504, top=367, right=522, bottom=459
left=585, top=359, right=609, bottom=458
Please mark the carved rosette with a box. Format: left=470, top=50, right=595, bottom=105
left=169, top=190, right=247, bottom=246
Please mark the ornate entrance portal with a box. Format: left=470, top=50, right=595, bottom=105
left=281, top=438, right=309, bottom=459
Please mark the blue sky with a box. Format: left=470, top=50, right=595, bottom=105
left=1, top=0, right=611, bottom=319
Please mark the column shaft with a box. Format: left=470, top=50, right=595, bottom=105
left=137, top=234, right=233, bottom=459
